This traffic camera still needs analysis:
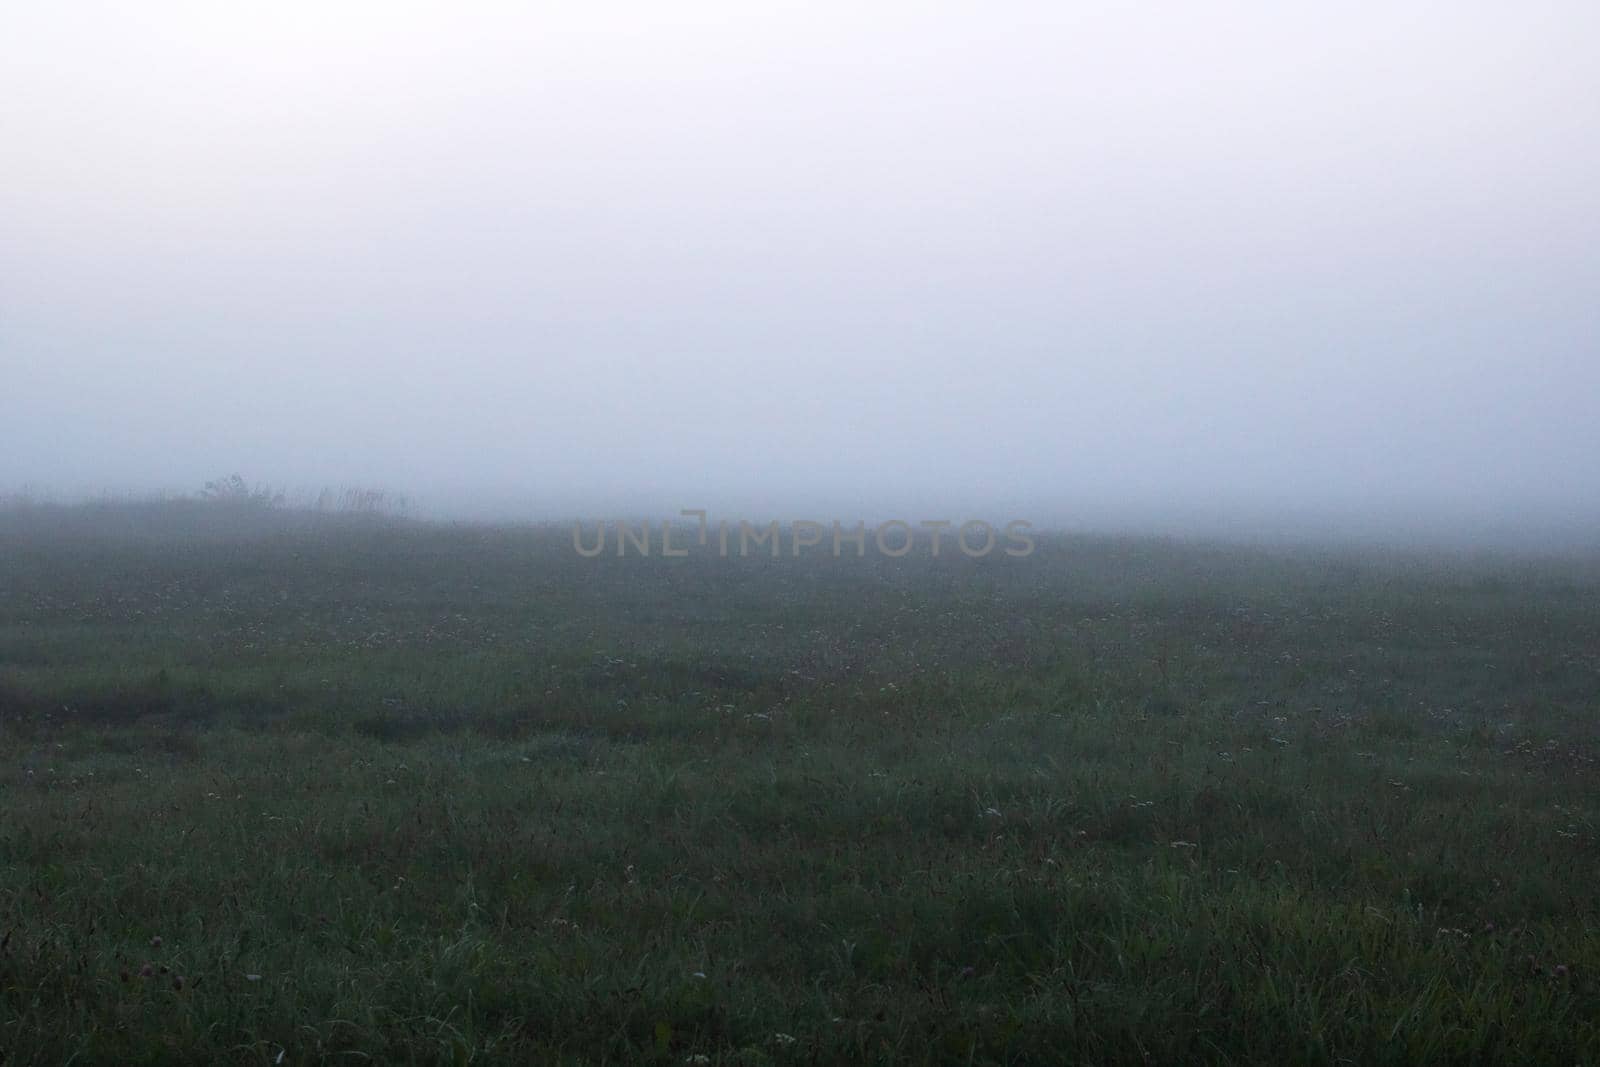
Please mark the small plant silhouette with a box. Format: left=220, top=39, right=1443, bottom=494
left=199, top=474, right=283, bottom=508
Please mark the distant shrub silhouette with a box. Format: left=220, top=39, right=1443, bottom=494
left=313, top=485, right=410, bottom=515
left=199, top=474, right=284, bottom=508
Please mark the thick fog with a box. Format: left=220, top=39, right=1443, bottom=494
left=4, top=2, right=1597, bottom=542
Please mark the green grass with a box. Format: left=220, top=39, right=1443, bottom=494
left=2, top=503, right=1598, bottom=1063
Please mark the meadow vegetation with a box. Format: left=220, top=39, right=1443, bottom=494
left=1, top=500, right=1598, bottom=1063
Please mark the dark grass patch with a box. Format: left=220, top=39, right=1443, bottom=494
left=0, top=675, right=287, bottom=734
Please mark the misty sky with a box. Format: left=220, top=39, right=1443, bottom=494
left=3, top=2, right=1597, bottom=533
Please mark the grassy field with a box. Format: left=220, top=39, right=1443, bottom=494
left=2, top=502, right=1598, bottom=1064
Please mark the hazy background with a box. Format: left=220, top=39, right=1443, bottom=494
left=3, top=2, right=1597, bottom=543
